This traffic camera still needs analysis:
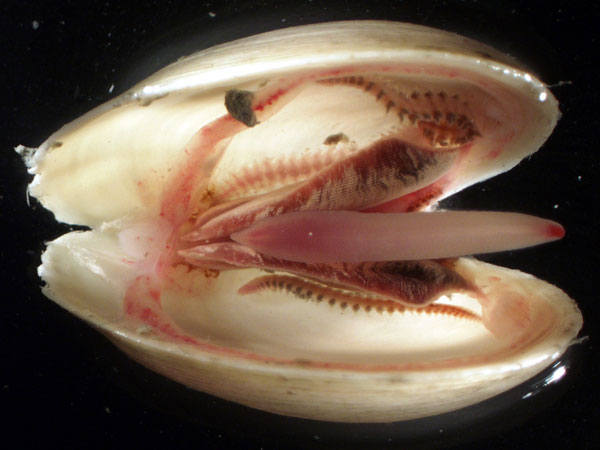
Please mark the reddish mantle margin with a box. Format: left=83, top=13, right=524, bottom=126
left=124, top=276, right=199, bottom=345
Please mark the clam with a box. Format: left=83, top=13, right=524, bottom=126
left=17, top=21, right=582, bottom=423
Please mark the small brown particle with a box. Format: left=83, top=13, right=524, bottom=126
left=203, top=269, right=220, bottom=278
left=323, top=132, right=349, bottom=145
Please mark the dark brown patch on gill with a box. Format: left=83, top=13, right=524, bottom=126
left=239, top=275, right=480, bottom=320
left=341, top=139, right=440, bottom=205
left=350, top=259, right=473, bottom=306
left=303, top=138, right=445, bottom=211
left=317, top=77, right=480, bottom=148
left=225, top=89, right=257, bottom=127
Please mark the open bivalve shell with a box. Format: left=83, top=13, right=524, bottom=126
left=18, top=21, right=582, bottom=423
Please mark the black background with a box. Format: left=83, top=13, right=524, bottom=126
left=1, top=1, right=598, bottom=449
